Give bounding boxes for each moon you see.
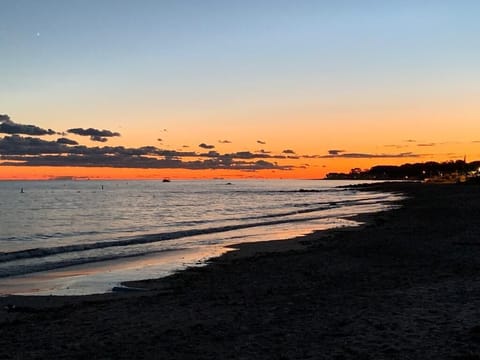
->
[36,32,40,37]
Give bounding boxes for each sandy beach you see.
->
[1,182,480,359]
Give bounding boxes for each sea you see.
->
[0,179,403,296]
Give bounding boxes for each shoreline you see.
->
[0,205,375,305]
[0,182,397,299]
[0,182,396,297]
[2,182,480,358]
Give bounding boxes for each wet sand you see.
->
[2,182,480,359]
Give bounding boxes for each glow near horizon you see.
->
[1,1,480,179]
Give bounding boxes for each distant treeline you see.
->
[325,160,480,180]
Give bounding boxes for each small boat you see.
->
[162,178,171,183]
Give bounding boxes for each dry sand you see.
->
[1,182,480,359]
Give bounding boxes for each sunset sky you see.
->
[1,1,480,179]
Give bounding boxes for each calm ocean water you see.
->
[0,179,402,295]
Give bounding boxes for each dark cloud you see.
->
[320,151,421,159]
[0,114,56,136]
[0,118,297,172]
[230,151,261,159]
[0,135,185,158]
[225,151,286,160]
[327,149,345,155]
[1,153,182,169]
[0,117,297,171]
[90,135,108,142]
[56,137,79,145]
[417,143,436,147]
[404,139,416,143]
[282,149,296,154]
[67,128,121,138]
[218,140,231,144]
[229,151,296,160]
[257,140,266,145]
[253,160,279,169]
[199,143,215,149]
[1,152,290,171]
[0,135,69,155]
[200,150,221,157]
[0,135,294,171]
[384,144,407,149]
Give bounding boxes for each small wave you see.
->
[0,192,399,264]
[170,198,367,225]
[0,248,183,278]
[0,210,367,263]
[229,188,342,195]
[240,204,334,221]
[36,230,102,240]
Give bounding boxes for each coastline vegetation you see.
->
[325,160,480,183]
